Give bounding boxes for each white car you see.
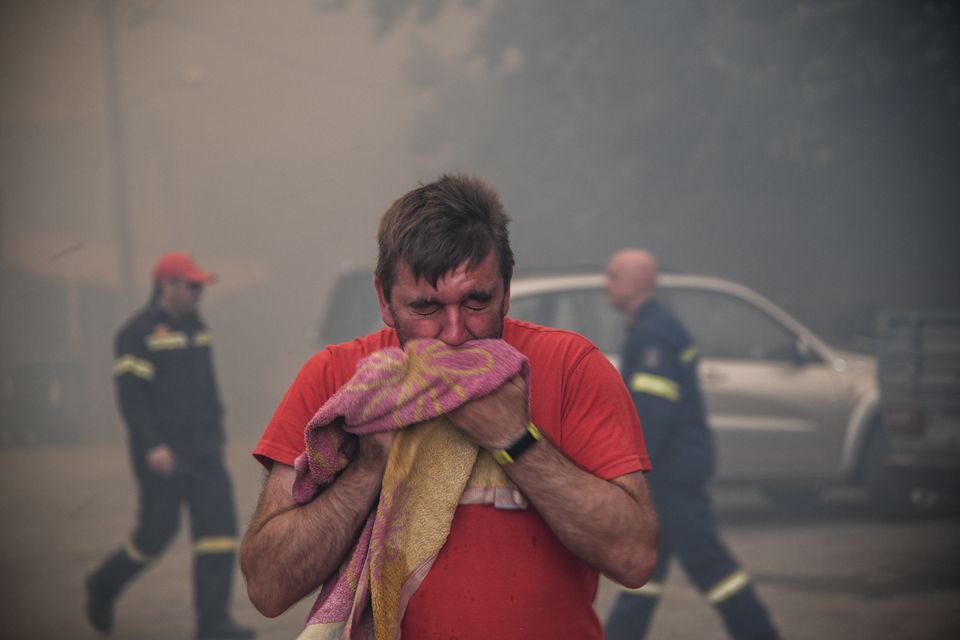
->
[508,273,880,504]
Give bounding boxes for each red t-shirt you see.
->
[255,318,650,639]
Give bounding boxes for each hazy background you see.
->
[2,0,958,444]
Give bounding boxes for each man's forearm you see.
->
[502,437,658,588]
[240,455,387,617]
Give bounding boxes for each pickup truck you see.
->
[870,309,960,515]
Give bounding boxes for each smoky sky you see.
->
[2,0,957,440]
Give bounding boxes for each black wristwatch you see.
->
[493,422,542,465]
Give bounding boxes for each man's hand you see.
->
[146,444,176,476]
[448,375,530,451]
[450,374,658,589]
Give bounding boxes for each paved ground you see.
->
[2,438,958,639]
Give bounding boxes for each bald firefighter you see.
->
[604,249,779,640]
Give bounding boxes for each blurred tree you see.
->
[340,0,960,342]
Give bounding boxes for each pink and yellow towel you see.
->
[292,338,530,640]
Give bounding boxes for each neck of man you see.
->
[156,297,184,322]
[629,290,654,317]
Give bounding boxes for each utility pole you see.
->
[101,0,136,303]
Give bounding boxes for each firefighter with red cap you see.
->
[85,252,255,639]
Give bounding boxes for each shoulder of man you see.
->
[312,326,399,374]
[503,318,617,387]
[115,306,156,343]
[647,300,695,338]
[630,301,697,367]
[277,327,399,422]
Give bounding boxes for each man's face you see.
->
[376,252,509,346]
[160,279,204,318]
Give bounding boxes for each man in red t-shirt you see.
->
[240,174,658,639]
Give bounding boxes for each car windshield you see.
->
[508,280,809,364]
[658,288,804,362]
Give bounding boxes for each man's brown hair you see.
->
[375,173,514,302]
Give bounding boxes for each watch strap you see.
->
[493,422,542,465]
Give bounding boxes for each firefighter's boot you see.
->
[194,551,255,639]
[85,548,146,634]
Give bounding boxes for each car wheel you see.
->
[861,428,926,518]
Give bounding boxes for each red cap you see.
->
[152,252,216,284]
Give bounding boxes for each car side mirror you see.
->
[793,339,817,365]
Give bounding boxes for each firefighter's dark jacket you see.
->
[622,298,714,485]
[113,304,224,455]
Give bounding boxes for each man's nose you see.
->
[439,308,469,346]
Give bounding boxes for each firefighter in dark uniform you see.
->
[85,252,255,639]
[604,249,779,640]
